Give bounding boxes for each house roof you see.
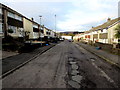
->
[90,17,120,32]
[1,3,49,28]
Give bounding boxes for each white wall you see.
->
[61,36,72,40]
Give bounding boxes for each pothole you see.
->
[67,57,83,89]
[69,61,77,65]
[68,80,81,88]
[90,58,95,62]
[71,64,79,70]
[68,57,74,61]
[72,75,83,83]
[71,70,79,76]
[81,78,97,88]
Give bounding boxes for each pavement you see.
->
[76,42,120,68]
[2,51,19,59]
[2,43,57,76]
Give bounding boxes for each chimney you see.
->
[107,18,111,21]
[31,18,34,21]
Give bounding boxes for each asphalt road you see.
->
[2,40,120,88]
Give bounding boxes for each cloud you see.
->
[1,0,119,32]
[57,0,119,31]
[1,0,73,3]
[1,2,71,30]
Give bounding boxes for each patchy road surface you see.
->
[2,40,120,88]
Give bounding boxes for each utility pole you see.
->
[3,10,8,39]
[39,15,42,46]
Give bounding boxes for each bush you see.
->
[8,29,14,33]
[2,43,19,51]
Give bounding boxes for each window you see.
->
[0,22,2,33]
[0,8,2,14]
[41,30,44,33]
[40,27,44,33]
[8,12,15,18]
[46,32,49,34]
[15,15,22,21]
[8,25,16,33]
[33,28,39,32]
[46,31,50,35]
[33,24,38,28]
[103,29,107,33]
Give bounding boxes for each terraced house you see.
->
[1,4,24,40]
[43,27,56,42]
[73,17,120,47]
[1,3,57,43]
[23,18,40,40]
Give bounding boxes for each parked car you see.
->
[68,39,73,42]
[60,38,64,41]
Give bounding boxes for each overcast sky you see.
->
[1,0,119,32]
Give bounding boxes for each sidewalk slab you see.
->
[76,42,120,67]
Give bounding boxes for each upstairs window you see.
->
[103,29,107,33]
[41,30,44,33]
[15,15,22,21]
[46,31,51,35]
[40,27,44,33]
[8,12,15,19]
[33,24,38,28]
[46,32,49,34]
[33,28,39,32]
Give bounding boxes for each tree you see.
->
[68,33,75,37]
[114,24,120,39]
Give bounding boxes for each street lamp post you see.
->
[39,15,42,46]
[55,14,57,42]
[55,14,56,37]
[55,14,56,32]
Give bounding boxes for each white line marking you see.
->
[91,61,118,88]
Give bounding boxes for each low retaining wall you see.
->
[93,42,120,55]
[94,42,113,52]
[78,41,120,55]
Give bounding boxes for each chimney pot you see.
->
[31,18,34,21]
[107,18,111,21]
